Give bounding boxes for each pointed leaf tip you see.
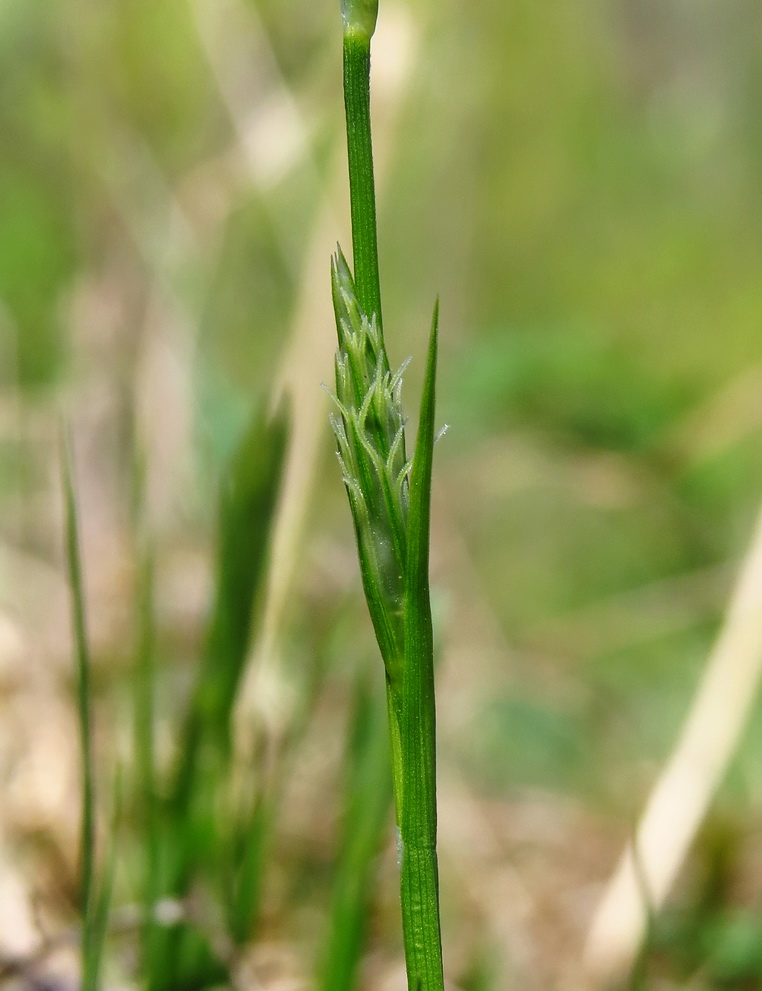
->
[405,300,439,594]
[335,244,353,283]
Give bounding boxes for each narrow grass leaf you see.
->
[173,404,289,817]
[82,772,122,991]
[147,406,288,991]
[134,547,161,974]
[227,787,272,946]
[318,677,392,991]
[61,424,96,964]
[400,304,445,991]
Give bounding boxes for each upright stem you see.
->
[343,31,383,332]
[343,18,398,825]
[339,9,445,989]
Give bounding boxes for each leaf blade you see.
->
[399,303,445,991]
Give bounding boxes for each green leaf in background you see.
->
[62,427,117,991]
[61,426,96,969]
[144,405,288,991]
[318,676,392,991]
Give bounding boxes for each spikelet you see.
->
[329,248,411,678]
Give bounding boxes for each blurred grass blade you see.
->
[229,629,327,945]
[172,405,288,818]
[227,784,272,946]
[61,424,96,965]
[146,405,288,991]
[134,546,160,972]
[82,860,114,991]
[400,304,445,991]
[318,677,392,991]
[82,772,122,991]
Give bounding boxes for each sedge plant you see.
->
[328,0,445,986]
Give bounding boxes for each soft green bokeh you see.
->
[4,0,762,984]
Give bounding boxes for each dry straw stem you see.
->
[584,503,762,983]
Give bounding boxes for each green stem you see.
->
[343,31,383,331]
[339,7,444,988]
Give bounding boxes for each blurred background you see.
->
[3,0,762,987]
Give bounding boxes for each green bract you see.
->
[340,0,378,40]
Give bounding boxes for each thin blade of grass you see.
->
[399,304,445,991]
[227,785,272,946]
[170,402,288,877]
[134,546,161,974]
[82,772,122,991]
[318,676,392,991]
[172,405,288,820]
[61,424,96,964]
[146,406,288,991]
[228,623,326,944]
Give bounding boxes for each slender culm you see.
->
[341,1,383,328]
[329,1,445,986]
